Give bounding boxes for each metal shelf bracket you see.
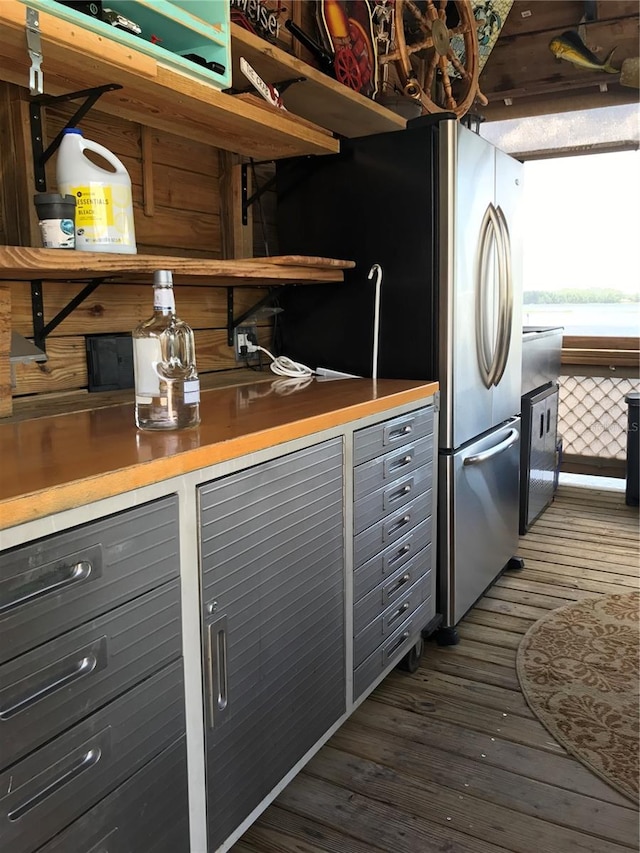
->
[30,83,123,193]
[32,277,106,353]
[241,162,277,226]
[227,286,279,347]
[27,82,122,352]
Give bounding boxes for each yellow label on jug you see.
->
[65,183,136,252]
[73,185,114,228]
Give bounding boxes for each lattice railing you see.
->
[558,375,639,461]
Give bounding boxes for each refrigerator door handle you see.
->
[491,205,514,387]
[463,427,519,466]
[475,204,498,389]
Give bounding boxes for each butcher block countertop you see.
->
[0,378,438,532]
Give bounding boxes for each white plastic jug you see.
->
[56,127,137,254]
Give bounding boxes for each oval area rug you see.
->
[516,590,639,803]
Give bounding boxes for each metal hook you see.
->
[368,264,383,380]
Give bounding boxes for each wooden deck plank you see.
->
[351,701,632,805]
[485,584,579,610]
[473,595,551,621]
[379,667,534,715]
[327,726,639,846]
[516,538,640,568]
[409,649,523,691]
[243,807,391,853]
[515,558,639,588]
[370,682,561,751]
[515,547,640,576]
[421,635,518,667]
[456,621,524,649]
[277,773,513,853]
[521,526,640,553]
[504,569,635,596]
[494,575,601,600]
[304,748,633,853]
[527,526,640,548]
[464,608,535,634]
[231,484,639,853]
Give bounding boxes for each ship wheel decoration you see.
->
[382,0,488,118]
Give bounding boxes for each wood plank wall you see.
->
[0,82,271,411]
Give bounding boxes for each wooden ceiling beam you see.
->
[479,1,639,121]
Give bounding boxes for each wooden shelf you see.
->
[0,246,355,284]
[230,24,406,139]
[0,0,339,159]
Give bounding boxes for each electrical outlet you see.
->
[234,324,259,361]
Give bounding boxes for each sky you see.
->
[481,103,640,297]
[521,149,640,295]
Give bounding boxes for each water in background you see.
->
[522,303,640,336]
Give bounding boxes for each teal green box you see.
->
[22,0,231,89]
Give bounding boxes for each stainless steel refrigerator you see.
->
[275,115,523,636]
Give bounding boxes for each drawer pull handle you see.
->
[388,424,413,439]
[388,601,411,627]
[385,630,411,660]
[387,484,412,503]
[8,746,102,821]
[391,454,413,471]
[0,651,99,721]
[387,514,411,536]
[1,560,93,615]
[388,543,412,567]
[386,573,412,599]
[205,614,229,727]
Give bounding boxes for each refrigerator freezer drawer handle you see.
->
[463,428,519,466]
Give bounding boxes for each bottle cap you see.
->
[62,127,83,135]
[153,269,174,287]
[33,193,76,206]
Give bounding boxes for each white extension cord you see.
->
[250,343,314,379]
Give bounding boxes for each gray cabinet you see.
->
[520,383,559,533]
[198,439,345,852]
[352,406,437,700]
[0,496,189,853]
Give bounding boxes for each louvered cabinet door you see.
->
[198,438,345,852]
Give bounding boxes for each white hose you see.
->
[368,263,383,380]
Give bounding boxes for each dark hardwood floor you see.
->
[233,484,640,853]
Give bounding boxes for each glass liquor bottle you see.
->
[133,269,200,430]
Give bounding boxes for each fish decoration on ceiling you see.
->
[549,30,618,74]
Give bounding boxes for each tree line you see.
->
[524,289,640,304]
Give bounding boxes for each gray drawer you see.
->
[0,660,184,853]
[354,487,433,569]
[354,435,434,500]
[37,738,189,853]
[354,551,432,633]
[353,406,434,465]
[354,573,432,667]
[0,495,179,666]
[354,463,432,535]
[354,522,431,602]
[353,599,434,701]
[0,580,181,770]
